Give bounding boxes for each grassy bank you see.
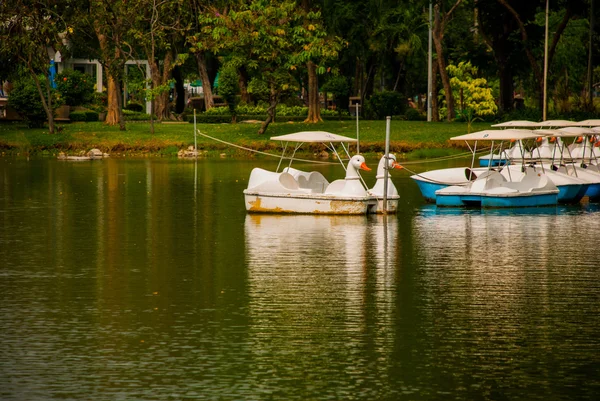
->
[0,119,493,159]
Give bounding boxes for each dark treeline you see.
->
[1,0,598,134]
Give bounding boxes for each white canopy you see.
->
[535,120,577,127]
[270,131,357,143]
[451,129,544,141]
[491,120,539,128]
[577,120,600,127]
[557,127,597,136]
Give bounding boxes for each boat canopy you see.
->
[270,131,357,143]
[535,120,577,127]
[451,129,544,141]
[577,120,600,127]
[556,127,597,136]
[491,120,539,128]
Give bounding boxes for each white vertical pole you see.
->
[194,109,197,156]
[356,102,360,154]
[383,116,391,214]
[427,0,433,122]
[543,0,549,121]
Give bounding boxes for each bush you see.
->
[69,111,87,122]
[405,108,426,121]
[363,91,407,120]
[8,74,60,128]
[125,102,144,112]
[55,70,94,106]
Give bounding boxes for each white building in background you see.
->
[50,48,152,114]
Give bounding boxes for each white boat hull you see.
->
[244,191,378,215]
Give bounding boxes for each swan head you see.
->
[348,155,371,172]
[378,154,402,171]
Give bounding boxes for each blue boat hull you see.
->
[437,192,558,208]
[480,193,558,208]
[585,183,600,202]
[557,184,589,204]
[479,158,507,167]
[413,179,449,203]
[436,194,481,207]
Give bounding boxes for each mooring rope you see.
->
[195,130,340,165]
[195,129,491,167]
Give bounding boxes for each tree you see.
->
[447,61,497,131]
[217,63,240,123]
[195,0,342,135]
[0,0,68,134]
[433,0,464,121]
[68,0,135,129]
[128,0,189,122]
[497,0,587,109]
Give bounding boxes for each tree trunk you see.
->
[258,86,279,135]
[433,4,455,121]
[28,67,55,134]
[305,61,322,123]
[173,65,185,114]
[498,60,514,113]
[238,66,251,104]
[106,75,121,126]
[431,58,440,122]
[149,50,173,121]
[195,52,213,110]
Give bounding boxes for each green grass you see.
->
[0,119,493,158]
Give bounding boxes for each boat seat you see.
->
[465,168,478,181]
[279,172,300,190]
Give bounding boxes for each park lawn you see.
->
[0,119,493,159]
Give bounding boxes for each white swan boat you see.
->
[243,131,378,214]
[368,154,402,213]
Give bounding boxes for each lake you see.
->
[1,156,599,400]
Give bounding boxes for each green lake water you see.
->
[1,157,599,400]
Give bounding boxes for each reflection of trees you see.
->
[410,207,600,395]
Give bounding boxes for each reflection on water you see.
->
[412,205,600,398]
[1,157,599,400]
[243,214,399,397]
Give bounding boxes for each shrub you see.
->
[69,111,87,122]
[8,74,60,128]
[125,102,144,112]
[321,75,350,115]
[55,70,94,106]
[363,91,407,120]
[216,64,239,122]
[405,108,426,121]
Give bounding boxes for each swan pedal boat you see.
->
[244,131,400,215]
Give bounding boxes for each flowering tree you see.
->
[445,61,497,130]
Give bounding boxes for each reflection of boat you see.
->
[244,214,398,360]
[243,131,378,215]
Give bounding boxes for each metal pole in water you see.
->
[356,103,360,154]
[383,116,391,214]
[194,109,198,157]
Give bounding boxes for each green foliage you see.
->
[55,70,95,106]
[217,64,239,121]
[405,108,425,121]
[70,110,99,122]
[125,103,144,112]
[8,74,59,128]
[363,91,406,120]
[321,75,350,116]
[447,62,497,118]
